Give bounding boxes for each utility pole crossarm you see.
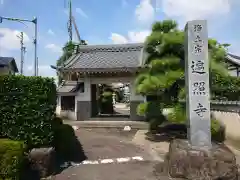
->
[0,16,38,76]
[0,16,36,23]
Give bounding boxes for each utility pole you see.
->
[17,32,25,75]
[22,47,26,74]
[67,0,73,42]
[36,57,39,76]
[33,17,38,76]
[0,16,38,76]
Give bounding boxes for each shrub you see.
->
[167,104,186,124]
[52,116,64,126]
[137,101,168,131]
[0,75,57,148]
[149,118,166,132]
[167,104,225,142]
[0,139,26,180]
[99,91,114,114]
[179,74,240,101]
[211,73,240,101]
[211,118,226,142]
[136,102,148,116]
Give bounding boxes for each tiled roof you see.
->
[57,81,82,93]
[226,53,240,66]
[0,57,19,72]
[58,43,240,73]
[61,43,145,72]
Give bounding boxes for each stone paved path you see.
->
[53,128,169,180]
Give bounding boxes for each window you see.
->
[61,96,75,111]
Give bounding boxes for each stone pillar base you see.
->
[77,101,91,121]
[130,101,145,121]
[168,139,238,179]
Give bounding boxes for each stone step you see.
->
[64,120,149,129]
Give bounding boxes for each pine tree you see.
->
[135,20,231,131]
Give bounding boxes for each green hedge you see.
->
[178,73,240,101]
[0,75,57,148]
[211,73,240,100]
[0,139,26,180]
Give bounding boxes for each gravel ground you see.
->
[52,128,171,180]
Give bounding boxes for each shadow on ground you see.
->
[53,133,87,175]
[146,124,187,142]
[20,125,87,180]
[146,123,225,143]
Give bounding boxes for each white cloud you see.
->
[45,44,62,53]
[47,29,55,36]
[0,28,30,50]
[135,0,154,24]
[76,8,88,18]
[128,30,151,42]
[162,0,231,21]
[110,33,128,44]
[26,65,57,83]
[110,30,151,44]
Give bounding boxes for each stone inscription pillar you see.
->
[185,20,211,148]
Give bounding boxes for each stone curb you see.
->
[65,121,149,129]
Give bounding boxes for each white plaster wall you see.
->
[229,69,237,77]
[60,111,77,120]
[56,95,77,120]
[129,78,145,101]
[56,96,61,116]
[72,77,91,120]
[229,69,239,77]
[81,76,145,101]
[75,77,91,102]
[56,76,145,120]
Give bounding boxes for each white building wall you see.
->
[56,96,61,116]
[57,75,146,120]
[229,69,238,77]
[129,78,145,101]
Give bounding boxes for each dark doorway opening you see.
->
[90,83,130,118]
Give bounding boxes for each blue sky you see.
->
[0,0,240,79]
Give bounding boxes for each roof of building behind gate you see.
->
[57,81,83,93]
[60,43,146,73]
[226,53,240,66]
